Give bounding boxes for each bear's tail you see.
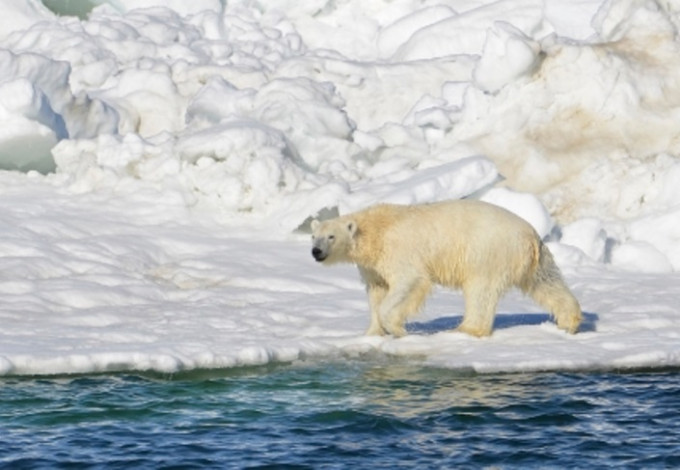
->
[527,242,583,334]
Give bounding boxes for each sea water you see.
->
[1,359,678,469]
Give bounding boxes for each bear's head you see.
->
[310,217,357,264]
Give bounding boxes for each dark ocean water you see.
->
[1,359,678,469]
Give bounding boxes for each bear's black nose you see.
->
[312,247,325,261]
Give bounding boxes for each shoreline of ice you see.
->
[0,171,678,377]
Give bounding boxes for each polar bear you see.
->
[310,200,582,337]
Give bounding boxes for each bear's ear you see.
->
[310,219,320,231]
[347,220,358,237]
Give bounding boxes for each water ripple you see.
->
[0,362,679,468]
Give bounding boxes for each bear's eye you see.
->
[328,235,335,241]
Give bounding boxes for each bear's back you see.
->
[358,200,534,235]
[353,200,539,272]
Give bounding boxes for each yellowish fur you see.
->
[311,200,582,337]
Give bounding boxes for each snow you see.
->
[0,0,679,376]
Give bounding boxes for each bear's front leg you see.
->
[378,277,431,337]
[365,283,387,336]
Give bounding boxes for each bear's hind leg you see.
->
[529,281,582,334]
[456,281,502,337]
[527,243,582,334]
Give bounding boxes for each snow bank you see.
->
[0,0,53,40]
[0,0,678,375]
[5,0,675,235]
[0,42,118,172]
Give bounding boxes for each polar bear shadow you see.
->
[407,312,598,335]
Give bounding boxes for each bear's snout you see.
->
[312,247,326,262]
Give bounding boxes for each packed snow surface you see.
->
[0,0,679,375]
